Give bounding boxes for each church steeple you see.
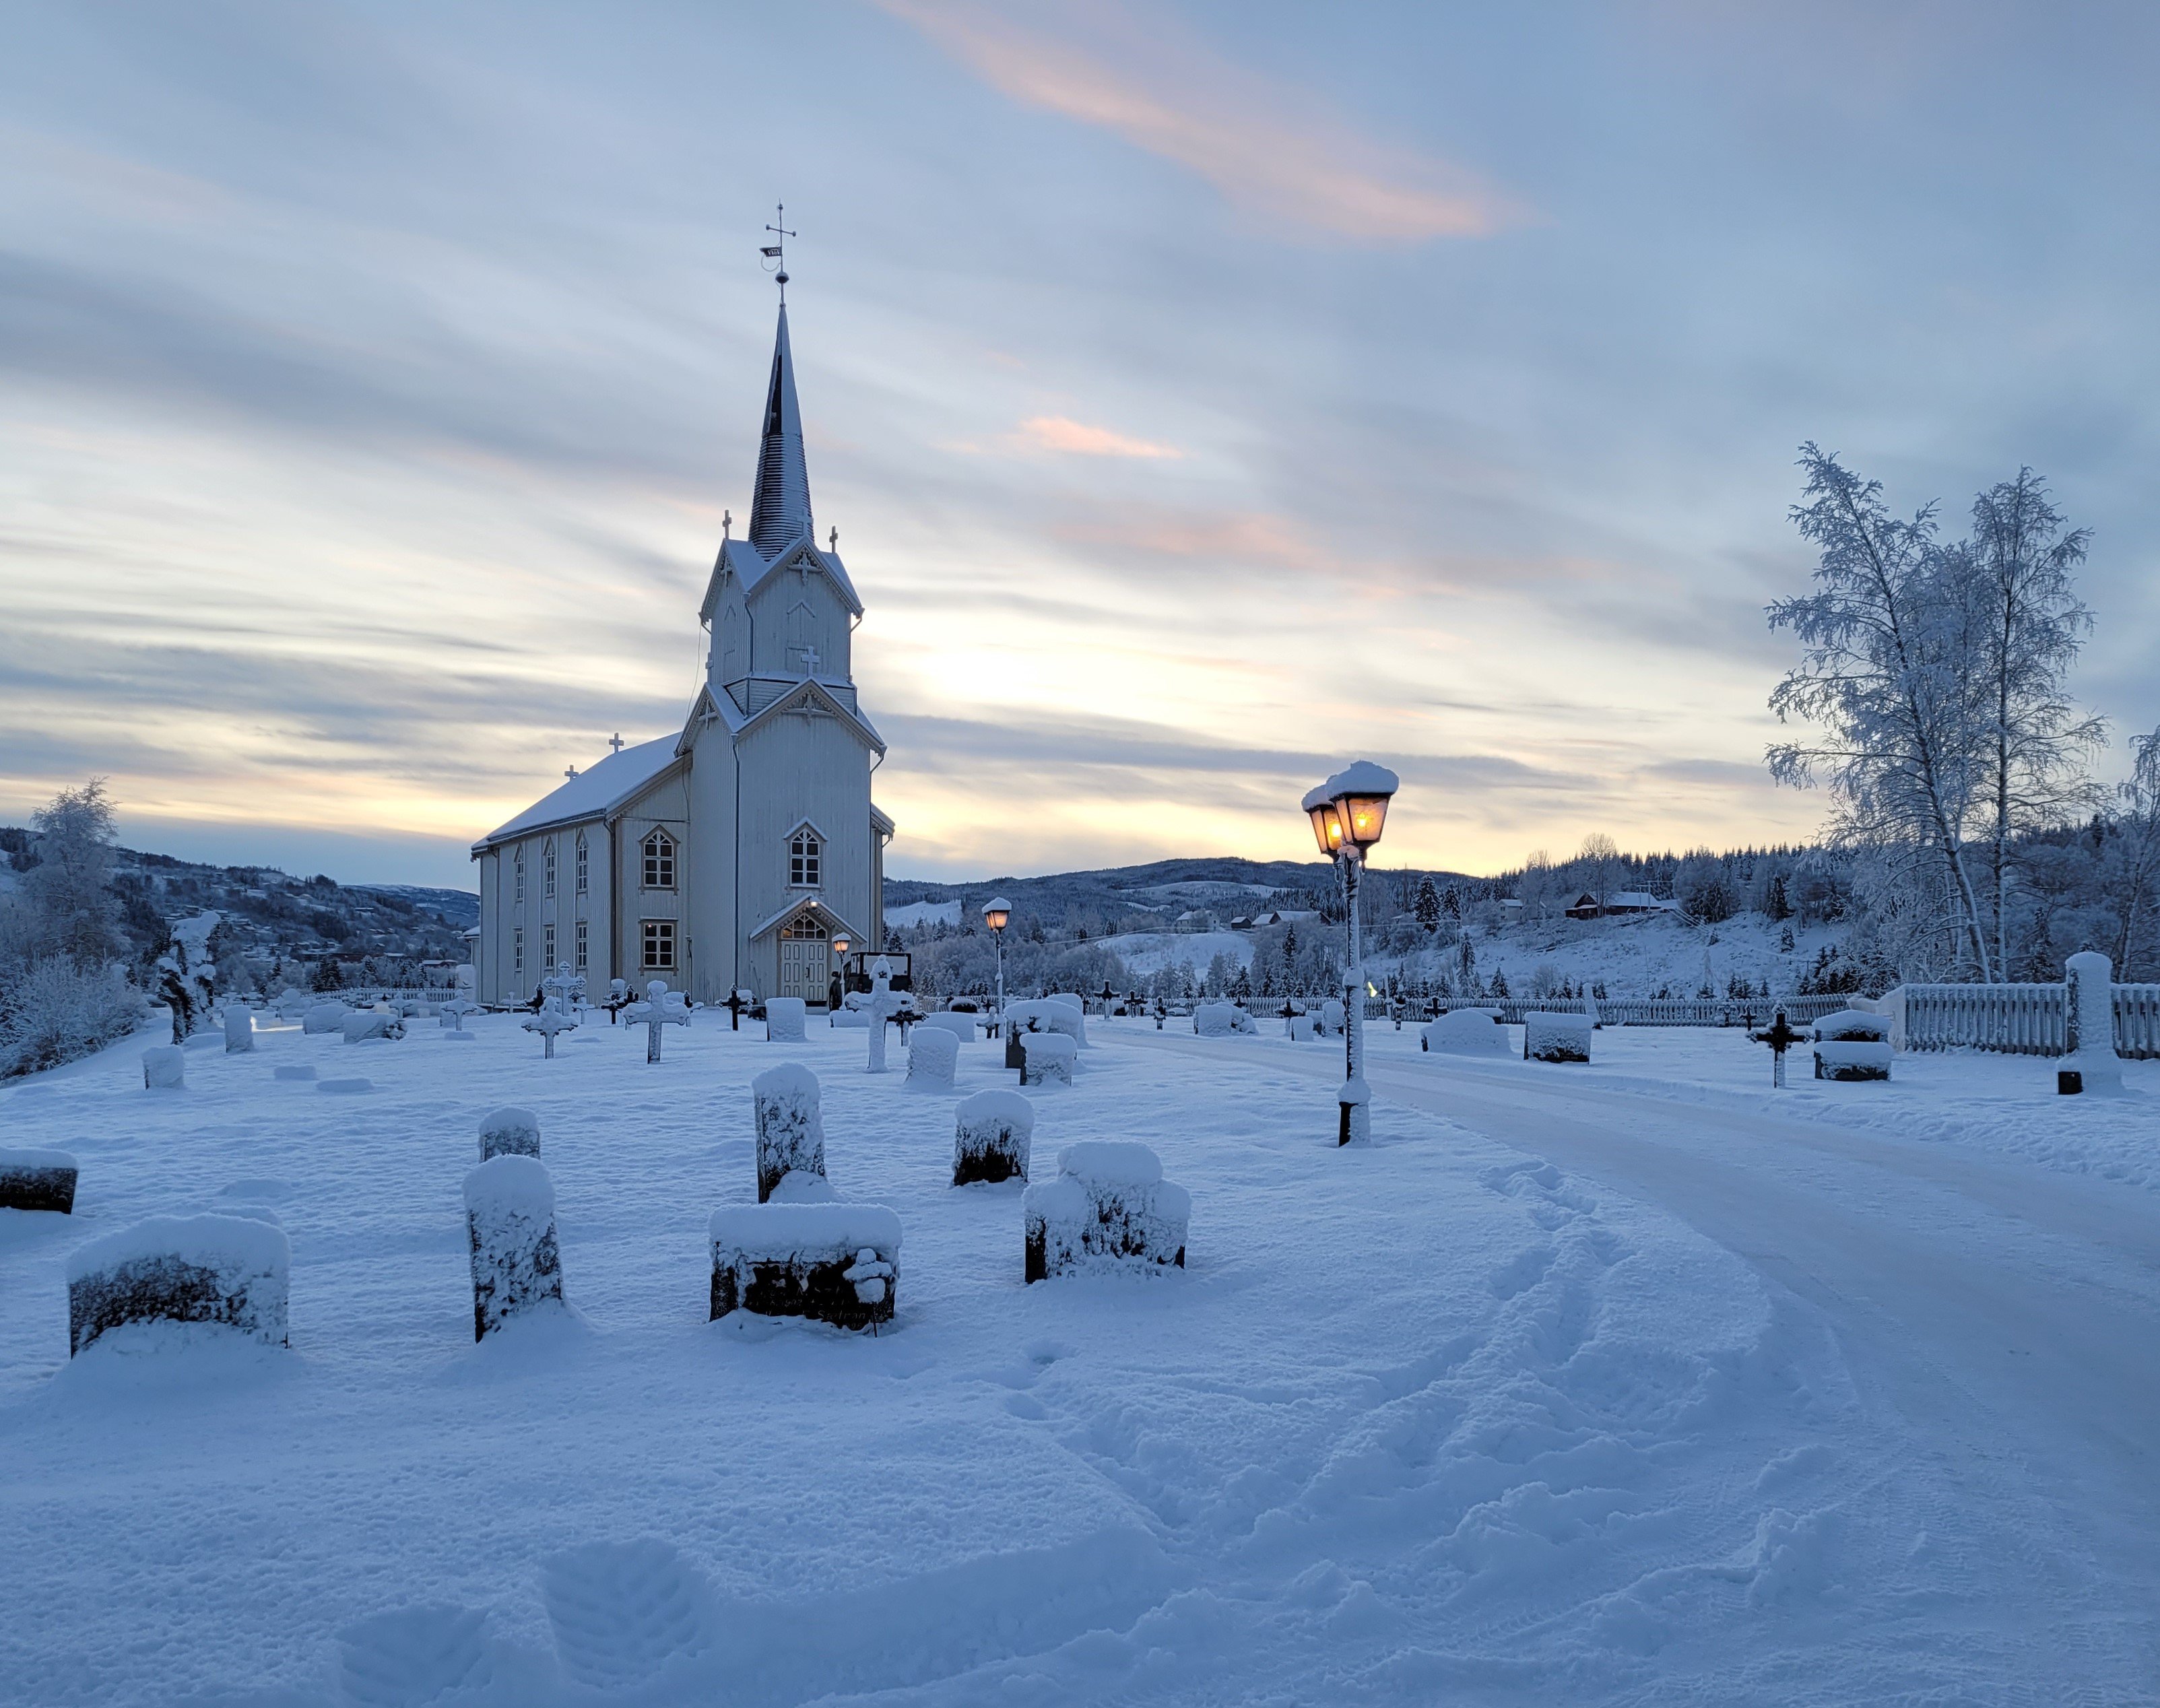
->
[746,302,813,558]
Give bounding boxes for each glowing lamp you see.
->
[982,896,1011,933]
[1322,760,1400,855]
[1301,785,1346,857]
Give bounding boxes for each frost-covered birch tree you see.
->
[1960,469,2105,973]
[1767,445,1994,979]
[2112,725,2160,973]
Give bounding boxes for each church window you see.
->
[543,924,555,971]
[545,840,558,899]
[513,928,524,979]
[642,919,676,971]
[575,832,589,896]
[513,847,525,905]
[643,831,676,890]
[575,919,589,971]
[789,828,822,889]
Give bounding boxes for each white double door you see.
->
[779,935,827,1004]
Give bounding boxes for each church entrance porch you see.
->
[778,915,830,1006]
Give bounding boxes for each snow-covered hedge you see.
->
[709,1203,901,1330]
[1524,1012,1593,1063]
[766,997,807,1043]
[952,1088,1032,1186]
[463,1155,564,1340]
[66,1213,290,1355]
[753,1063,826,1202]
[478,1106,542,1161]
[0,1147,77,1214]
[906,1026,958,1091]
[1192,1002,1255,1037]
[1020,1032,1076,1088]
[1813,1041,1892,1082]
[1023,1142,1189,1282]
[1422,1008,1509,1056]
[0,958,146,1080]
[141,1045,185,1089]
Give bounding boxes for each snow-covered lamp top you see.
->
[1301,783,1346,856]
[982,896,1011,932]
[1308,760,1400,856]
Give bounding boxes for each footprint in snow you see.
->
[337,1604,490,1707]
[542,1538,713,1686]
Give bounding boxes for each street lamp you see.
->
[982,896,1011,1034]
[1303,760,1399,1145]
[828,934,850,1013]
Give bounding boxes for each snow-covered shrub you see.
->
[463,1155,564,1340]
[478,1106,541,1161]
[709,1204,902,1331]
[141,1045,185,1088]
[1813,1041,1892,1082]
[1192,1002,1254,1037]
[1524,1012,1593,1063]
[753,1063,825,1202]
[154,911,220,1044]
[302,1003,349,1035]
[223,1007,255,1053]
[1422,1009,1509,1056]
[0,1147,77,1214]
[923,1012,977,1043]
[766,997,806,1043]
[66,1213,290,1355]
[0,956,144,1079]
[1023,1142,1189,1282]
[1020,1032,1076,1087]
[952,1088,1032,1186]
[906,1026,958,1091]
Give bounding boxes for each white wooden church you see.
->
[470,295,890,1006]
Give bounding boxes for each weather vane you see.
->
[760,203,796,302]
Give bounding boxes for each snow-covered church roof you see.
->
[471,735,681,853]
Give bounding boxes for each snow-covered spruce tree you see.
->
[1767,445,1994,979]
[1959,469,2106,976]
[1414,876,1442,934]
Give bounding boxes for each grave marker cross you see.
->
[1750,1008,1807,1089]
[623,979,690,1063]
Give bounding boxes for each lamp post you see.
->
[828,934,849,1018]
[982,896,1010,1034]
[1302,761,1400,1146]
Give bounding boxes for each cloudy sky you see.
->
[4,1,2157,888]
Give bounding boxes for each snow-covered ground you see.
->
[1387,910,1842,997]
[1,1012,2154,1702]
[885,900,962,931]
[1101,927,1253,979]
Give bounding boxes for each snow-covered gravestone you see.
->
[2060,950,2124,1095]
[223,1006,255,1054]
[1042,995,1089,1047]
[753,1063,827,1202]
[1422,1008,1509,1056]
[463,1155,564,1340]
[0,1148,78,1214]
[1192,1002,1255,1037]
[1024,1142,1189,1282]
[1524,1012,1593,1063]
[1810,1011,1892,1082]
[1020,1032,1076,1088]
[952,1089,1032,1186]
[439,993,481,1037]
[521,1006,577,1059]
[906,1025,958,1091]
[142,1045,185,1090]
[1318,999,1346,1038]
[765,997,807,1044]
[863,957,903,1074]
[923,1012,977,1043]
[1286,1013,1316,1041]
[66,1213,290,1354]
[303,1002,349,1035]
[624,980,690,1063]
[478,1106,542,1161]
[341,1008,402,1044]
[709,1204,901,1332]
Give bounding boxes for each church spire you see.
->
[748,209,812,558]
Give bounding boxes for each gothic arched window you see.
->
[575,831,589,896]
[642,831,676,890]
[789,828,822,889]
[543,839,556,900]
[513,846,525,905]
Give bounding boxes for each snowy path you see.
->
[1150,1025,2160,1688]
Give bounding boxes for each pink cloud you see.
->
[874,1,1520,244]
[1018,414,1184,459]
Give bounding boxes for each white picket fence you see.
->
[1903,982,2160,1060]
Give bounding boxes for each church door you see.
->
[779,914,829,1005]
